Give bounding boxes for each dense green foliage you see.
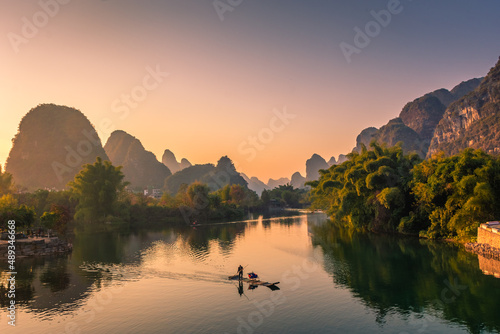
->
[69,157,129,223]
[0,194,36,231]
[156,182,259,225]
[308,143,500,241]
[0,165,13,195]
[411,149,500,240]
[261,184,310,208]
[40,205,71,236]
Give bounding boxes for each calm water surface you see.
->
[1,212,500,334]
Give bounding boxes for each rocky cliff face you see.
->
[428,58,500,157]
[161,149,191,174]
[104,130,171,190]
[5,104,109,191]
[450,78,484,100]
[351,76,483,158]
[399,95,447,143]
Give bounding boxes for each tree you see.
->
[0,164,13,195]
[69,157,128,223]
[411,149,500,240]
[184,181,211,221]
[308,142,420,231]
[0,194,36,231]
[187,182,210,208]
[40,205,71,236]
[261,189,271,206]
[229,184,246,205]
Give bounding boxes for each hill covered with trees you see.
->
[6,104,109,191]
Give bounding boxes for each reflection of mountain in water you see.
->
[0,223,247,315]
[311,223,500,334]
[0,255,96,316]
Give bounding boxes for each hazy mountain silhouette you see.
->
[5,104,109,191]
[290,172,306,188]
[104,130,171,190]
[164,156,247,195]
[162,149,192,174]
[267,177,290,189]
[306,154,329,181]
[240,173,269,195]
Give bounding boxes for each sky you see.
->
[1,0,499,182]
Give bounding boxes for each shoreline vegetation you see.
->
[308,143,500,243]
[0,157,310,243]
[1,144,499,259]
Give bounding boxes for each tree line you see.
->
[307,142,500,241]
[0,157,309,236]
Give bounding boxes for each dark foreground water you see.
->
[1,212,500,334]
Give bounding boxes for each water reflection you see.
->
[0,217,252,316]
[2,214,500,334]
[311,221,500,334]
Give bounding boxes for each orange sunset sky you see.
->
[1,0,499,181]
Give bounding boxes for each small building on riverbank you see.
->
[465,221,500,276]
[478,221,500,248]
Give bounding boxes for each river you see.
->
[1,212,500,333]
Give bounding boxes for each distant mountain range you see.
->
[164,156,247,195]
[353,77,484,158]
[241,153,345,195]
[5,57,499,192]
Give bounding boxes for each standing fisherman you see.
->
[237,265,244,280]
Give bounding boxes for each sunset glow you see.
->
[1,0,499,180]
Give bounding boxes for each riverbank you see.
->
[464,242,500,261]
[0,237,72,258]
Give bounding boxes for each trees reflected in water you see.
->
[312,222,500,333]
